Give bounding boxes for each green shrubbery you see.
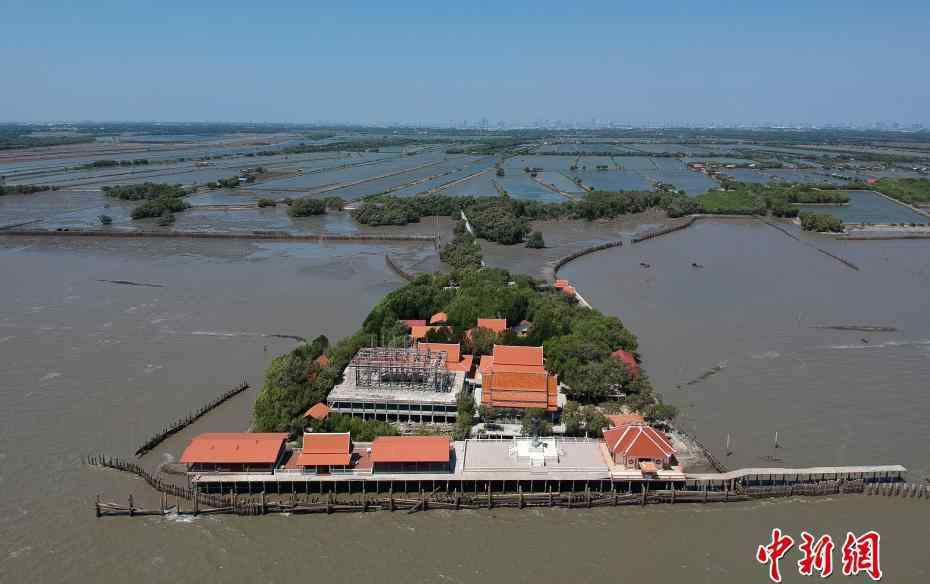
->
[439,224,484,270]
[852,178,930,204]
[800,211,845,233]
[130,196,190,220]
[351,191,697,246]
[103,182,187,201]
[287,198,327,217]
[0,184,53,196]
[525,231,545,248]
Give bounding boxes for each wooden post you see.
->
[193,491,199,516]
[641,484,646,506]
[671,483,676,504]
[129,494,134,517]
[518,485,524,509]
[260,492,266,515]
[95,494,101,518]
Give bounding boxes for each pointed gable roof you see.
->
[303,402,331,420]
[603,424,675,460]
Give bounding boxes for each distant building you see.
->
[429,312,448,325]
[466,317,508,340]
[303,402,331,421]
[179,433,287,474]
[610,349,640,379]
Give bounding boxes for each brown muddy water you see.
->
[2,223,929,583]
[561,219,930,480]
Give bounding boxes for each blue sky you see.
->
[2,0,928,125]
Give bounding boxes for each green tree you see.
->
[525,231,545,249]
[288,198,327,217]
[521,408,552,436]
[564,358,630,404]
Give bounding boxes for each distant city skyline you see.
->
[3,1,929,126]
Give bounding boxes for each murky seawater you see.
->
[562,219,930,480]
[2,217,930,582]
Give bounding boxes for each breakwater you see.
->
[384,253,417,282]
[134,381,249,457]
[551,240,623,279]
[631,216,697,243]
[1,228,438,243]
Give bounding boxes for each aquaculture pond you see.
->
[811,190,929,225]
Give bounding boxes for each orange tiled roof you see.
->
[402,319,427,329]
[603,424,675,460]
[476,318,508,333]
[410,325,443,340]
[418,342,460,363]
[448,354,473,373]
[315,354,331,368]
[303,402,331,420]
[298,432,351,466]
[493,345,544,367]
[554,279,571,289]
[482,371,558,411]
[371,436,451,463]
[429,312,448,325]
[180,433,287,465]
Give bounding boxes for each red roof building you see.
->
[478,345,558,412]
[610,349,641,379]
[410,325,444,341]
[315,354,331,368]
[476,318,507,333]
[402,319,427,329]
[417,342,474,374]
[429,312,448,325]
[482,371,559,411]
[602,424,676,471]
[370,436,452,473]
[180,433,287,473]
[303,402,331,421]
[298,432,352,472]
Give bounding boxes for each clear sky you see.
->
[2,0,928,126]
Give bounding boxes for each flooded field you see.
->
[561,219,930,481]
[813,190,929,225]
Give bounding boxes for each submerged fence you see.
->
[134,381,249,457]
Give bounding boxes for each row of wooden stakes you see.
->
[133,381,249,457]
